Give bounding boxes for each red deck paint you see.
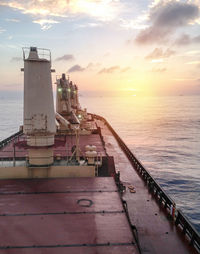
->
[0,246,136,254]
[0,177,138,254]
[0,177,117,193]
[0,134,106,158]
[0,192,123,214]
[0,213,133,246]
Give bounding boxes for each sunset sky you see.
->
[0,0,200,96]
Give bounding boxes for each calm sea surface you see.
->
[0,95,200,232]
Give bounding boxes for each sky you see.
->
[0,0,200,96]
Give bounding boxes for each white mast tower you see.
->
[23,47,56,166]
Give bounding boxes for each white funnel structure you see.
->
[23,47,56,165]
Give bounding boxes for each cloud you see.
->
[67,63,130,74]
[77,22,103,28]
[152,67,166,72]
[103,52,110,57]
[98,65,131,74]
[11,57,21,62]
[135,1,199,44]
[121,67,131,73]
[0,0,67,17]
[145,48,175,60]
[86,62,101,70]
[185,50,200,55]
[66,62,101,73]
[172,78,197,81]
[5,18,20,22]
[120,14,149,30]
[151,59,164,63]
[0,27,6,33]
[0,0,121,22]
[55,54,75,61]
[186,61,200,65]
[68,65,85,73]
[33,19,59,30]
[175,33,200,45]
[188,35,200,44]
[98,66,120,74]
[175,34,191,45]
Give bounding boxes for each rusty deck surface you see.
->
[0,177,138,254]
[0,134,106,158]
[95,119,198,254]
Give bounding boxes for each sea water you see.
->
[0,94,199,232]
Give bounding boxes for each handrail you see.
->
[175,210,200,251]
[22,47,51,62]
[0,130,23,150]
[91,113,200,253]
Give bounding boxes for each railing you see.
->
[22,47,51,62]
[0,131,23,150]
[175,210,200,250]
[91,113,200,253]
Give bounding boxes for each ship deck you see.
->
[0,177,138,254]
[95,118,198,254]
[0,133,106,159]
[0,118,199,254]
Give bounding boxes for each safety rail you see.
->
[91,113,200,253]
[175,210,200,251]
[22,47,51,62]
[0,131,23,150]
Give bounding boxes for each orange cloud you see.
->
[0,0,120,21]
[145,48,175,59]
